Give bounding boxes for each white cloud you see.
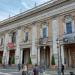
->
[0,0,53,20]
[21,1,30,9]
[21,0,51,9]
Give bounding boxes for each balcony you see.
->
[19,40,31,48]
[39,37,52,45]
[63,32,75,44]
[39,37,48,45]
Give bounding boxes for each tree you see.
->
[51,54,55,65]
[11,56,15,64]
[28,56,32,64]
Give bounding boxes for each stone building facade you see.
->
[0,0,75,68]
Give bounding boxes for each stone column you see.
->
[15,30,21,64]
[68,49,71,67]
[2,33,9,65]
[37,47,40,65]
[31,24,37,65]
[20,48,23,64]
[52,18,58,65]
[60,45,64,65]
[50,45,53,66]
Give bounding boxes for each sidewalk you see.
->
[0,66,75,75]
[0,66,18,73]
[42,68,75,75]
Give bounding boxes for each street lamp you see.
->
[57,38,61,75]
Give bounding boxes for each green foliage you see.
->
[0,56,2,64]
[11,56,15,64]
[51,55,55,65]
[28,56,32,64]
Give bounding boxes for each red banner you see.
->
[7,42,14,48]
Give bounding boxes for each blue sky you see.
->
[0,0,50,21]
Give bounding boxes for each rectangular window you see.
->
[43,27,47,38]
[66,22,72,34]
[12,32,16,43]
[25,32,28,42]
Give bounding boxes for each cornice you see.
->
[0,0,73,26]
[0,0,75,33]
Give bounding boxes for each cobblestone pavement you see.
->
[0,67,75,75]
[0,66,20,75]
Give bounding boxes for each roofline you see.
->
[0,0,71,25]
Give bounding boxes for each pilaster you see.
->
[52,18,58,65]
[2,33,9,65]
[50,45,53,66]
[31,24,37,65]
[37,47,40,65]
[60,45,64,65]
[20,48,23,64]
[15,30,21,64]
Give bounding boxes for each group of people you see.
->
[18,63,64,75]
[18,64,39,75]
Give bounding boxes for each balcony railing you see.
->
[19,39,32,47]
[39,37,52,45]
[39,37,48,45]
[63,32,75,44]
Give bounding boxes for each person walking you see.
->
[18,63,21,71]
[22,64,28,75]
[33,64,39,75]
[61,64,64,75]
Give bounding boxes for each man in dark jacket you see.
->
[61,64,64,75]
[33,64,39,75]
[18,63,21,71]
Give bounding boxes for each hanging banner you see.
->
[7,42,14,48]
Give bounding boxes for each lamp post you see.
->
[57,38,61,75]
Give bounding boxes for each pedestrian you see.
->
[22,64,28,75]
[61,64,64,75]
[33,64,39,75]
[18,63,21,71]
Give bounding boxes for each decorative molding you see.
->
[0,2,75,32]
[63,14,73,23]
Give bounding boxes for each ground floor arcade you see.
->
[1,43,75,68]
[21,46,50,67]
[64,43,75,68]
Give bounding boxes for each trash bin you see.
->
[70,72,74,75]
